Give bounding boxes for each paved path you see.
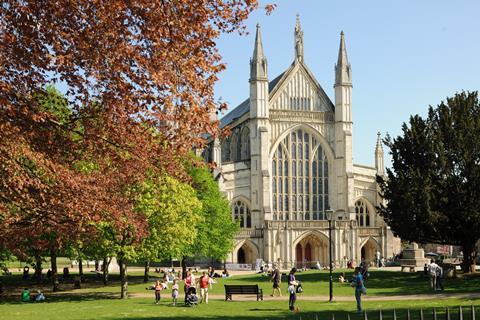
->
[129,292,480,302]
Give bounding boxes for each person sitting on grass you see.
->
[21,288,30,302]
[338,272,346,283]
[222,268,229,278]
[34,290,45,302]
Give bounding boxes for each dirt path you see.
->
[129,292,480,302]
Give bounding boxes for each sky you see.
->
[214,0,480,167]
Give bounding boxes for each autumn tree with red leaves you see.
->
[1,1,273,297]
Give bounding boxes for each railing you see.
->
[267,220,328,229]
[236,228,264,238]
[267,220,357,229]
[290,306,477,320]
[358,227,383,237]
[270,110,334,122]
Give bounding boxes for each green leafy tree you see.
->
[183,162,239,275]
[378,91,480,273]
[135,174,202,283]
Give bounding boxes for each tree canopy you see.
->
[378,91,480,272]
[187,161,238,260]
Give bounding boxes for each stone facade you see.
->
[203,18,401,269]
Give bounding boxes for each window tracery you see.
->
[272,129,329,221]
[233,200,251,228]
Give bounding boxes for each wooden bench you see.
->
[224,284,263,301]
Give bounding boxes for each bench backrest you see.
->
[225,285,259,293]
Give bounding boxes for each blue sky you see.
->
[214,0,480,167]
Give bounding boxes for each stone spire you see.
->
[375,132,385,176]
[335,31,352,86]
[294,14,304,62]
[250,23,268,81]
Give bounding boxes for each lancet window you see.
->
[233,200,251,228]
[271,129,329,221]
[355,200,371,227]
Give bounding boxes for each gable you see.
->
[269,62,334,112]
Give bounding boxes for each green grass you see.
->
[1,269,480,319]
[3,269,480,297]
[0,297,479,320]
[81,269,480,297]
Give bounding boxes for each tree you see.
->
[184,161,238,274]
[135,174,202,284]
[378,91,480,273]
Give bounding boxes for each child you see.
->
[154,280,162,304]
[171,279,179,306]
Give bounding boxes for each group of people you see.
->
[150,267,221,306]
[425,259,444,291]
[269,265,367,313]
[21,288,45,302]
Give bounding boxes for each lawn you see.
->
[1,269,480,320]
[2,269,480,297]
[0,297,479,320]
[69,269,480,297]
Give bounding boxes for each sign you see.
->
[437,245,450,255]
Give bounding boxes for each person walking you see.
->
[199,272,210,304]
[352,267,366,313]
[287,268,298,311]
[436,264,444,291]
[271,267,282,297]
[154,280,162,304]
[171,279,179,306]
[184,271,193,303]
[427,259,438,291]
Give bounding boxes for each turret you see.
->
[333,31,355,220]
[249,23,270,228]
[335,31,352,86]
[250,24,268,82]
[375,132,385,176]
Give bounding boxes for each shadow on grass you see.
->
[106,305,476,320]
[222,270,480,297]
[0,291,118,305]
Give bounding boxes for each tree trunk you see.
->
[143,261,150,283]
[50,249,59,292]
[102,257,111,286]
[461,241,478,273]
[78,257,83,281]
[33,254,42,281]
[119,256,128,299]
[181,256,187,280]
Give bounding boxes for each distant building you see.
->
[203,17,400,268]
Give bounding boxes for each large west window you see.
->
[271,129,329,221]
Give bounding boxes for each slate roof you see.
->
[220,71,285,128]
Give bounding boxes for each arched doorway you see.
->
[361,238,379,265]
[294,232,329,268]
[235,241,258,266]
[237,248,246,264]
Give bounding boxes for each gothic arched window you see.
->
[241,127,250,160]
[221,137,231,163]
[232,200,251,228]
[230,131,240,162]
[271,129,329,221]
[355,200,372,227]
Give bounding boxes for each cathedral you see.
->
[203,17,400,269]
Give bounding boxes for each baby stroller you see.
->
[185,287,198,307]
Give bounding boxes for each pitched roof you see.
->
[220,71,285,128]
